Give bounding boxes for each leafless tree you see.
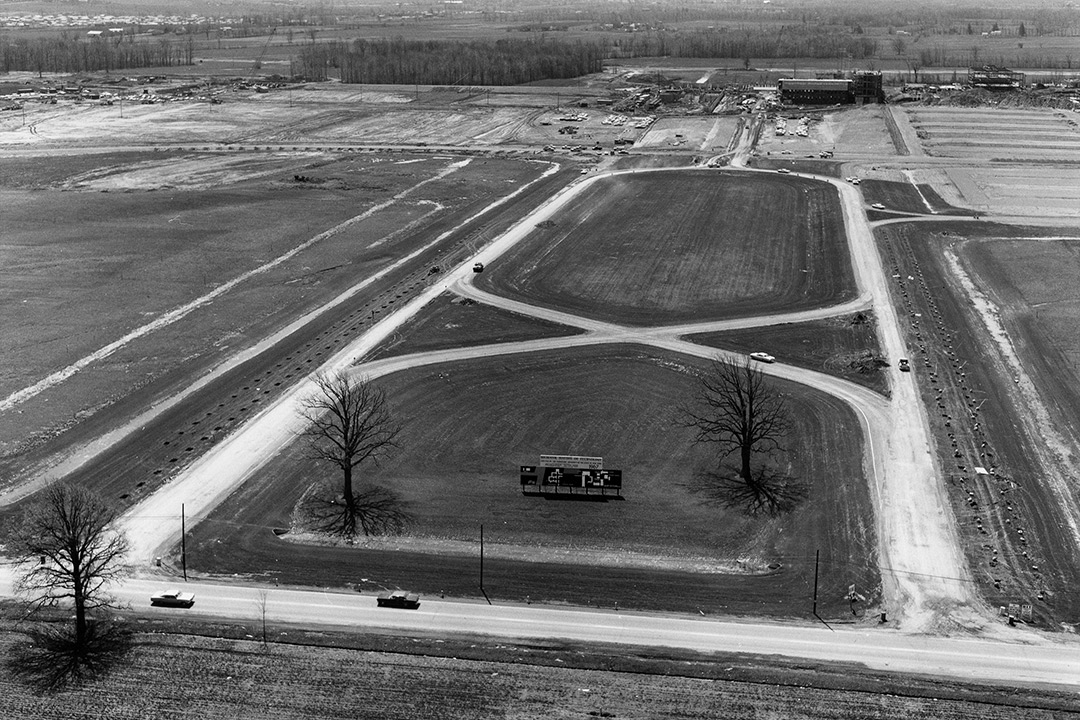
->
[6,483,129,645]
[3,483,132,687]
[682,357,801,514]
[299,371,403,538]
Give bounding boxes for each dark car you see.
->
[473,262,484,273]
[150,589,195,608]
[898,358,911,372]
[377,590,420,609]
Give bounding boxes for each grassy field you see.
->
[478,170,855,325]
[0,152,549,459]
[365,292,585,362]
[689,313,889,395]
[188,344,876,617]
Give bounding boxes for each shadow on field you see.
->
[521,491,624,502]
[6,617,133,693]
[682,466,808,516]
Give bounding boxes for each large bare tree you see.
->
[682,357,799,514]
[299,371,403,538]
[3,482,133,689]
[6,483,129,646]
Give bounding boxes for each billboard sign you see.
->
[540,454,604,470]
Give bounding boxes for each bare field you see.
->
[3,629,1073,720]
[756,105,897,160]
[0,83,617,149]
[478,170,854,325]
[188,344,876,617]
[878,221,1080,627]
[0,152,551,459]
[635,116,740,153]
[905,107,1080,162]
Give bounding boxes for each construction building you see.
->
[777,78,852,105]
[968,65,1025,89]
[852,71,884,104]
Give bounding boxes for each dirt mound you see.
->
[932,88,1080,110]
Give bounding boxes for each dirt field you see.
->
[478,170,854,324]
[892,107,1080,218]
[3,627,1076,719]
[755,105,898,160]
[635,116,741,153]
[877,220,1080,627]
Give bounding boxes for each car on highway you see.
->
[473,262,484,273]
[749,352,776,363]
[871,202,886,210]
[377,590,420,609]
[150,589,195,608]
[776,168,790,174]
[898,358,911,372]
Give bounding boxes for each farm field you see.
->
[3,628,1075,720]
[187,345,876,618]
[478,170,855,325]
[878,220,1080,626]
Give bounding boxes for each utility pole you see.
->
[479,523,484,592]
[181,503,187,581]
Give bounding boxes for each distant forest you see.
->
[293,38,604,85]
[2,0,1079,79]
[290,30,878,84]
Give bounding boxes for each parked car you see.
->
[150,589,195,608]
[750,352,776,364]
[871,203,886,210]
[898,358,911,372]
[377,590,421,609]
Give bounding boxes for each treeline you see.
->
[293,37,604,84]
[605,28,879,61]
[0,35,194,74]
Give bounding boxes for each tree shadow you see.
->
[682,465,809,516]
[6,617,133,693]
[299,482,413,539]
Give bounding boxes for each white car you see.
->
[871,202,885,210]
[776,168,790,174]
[749,352,776,363]
[150,589,195,608]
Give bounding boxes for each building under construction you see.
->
[968,65,1025,89]
[777,71,882,105]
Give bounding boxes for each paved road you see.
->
[2,566,1077,690]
